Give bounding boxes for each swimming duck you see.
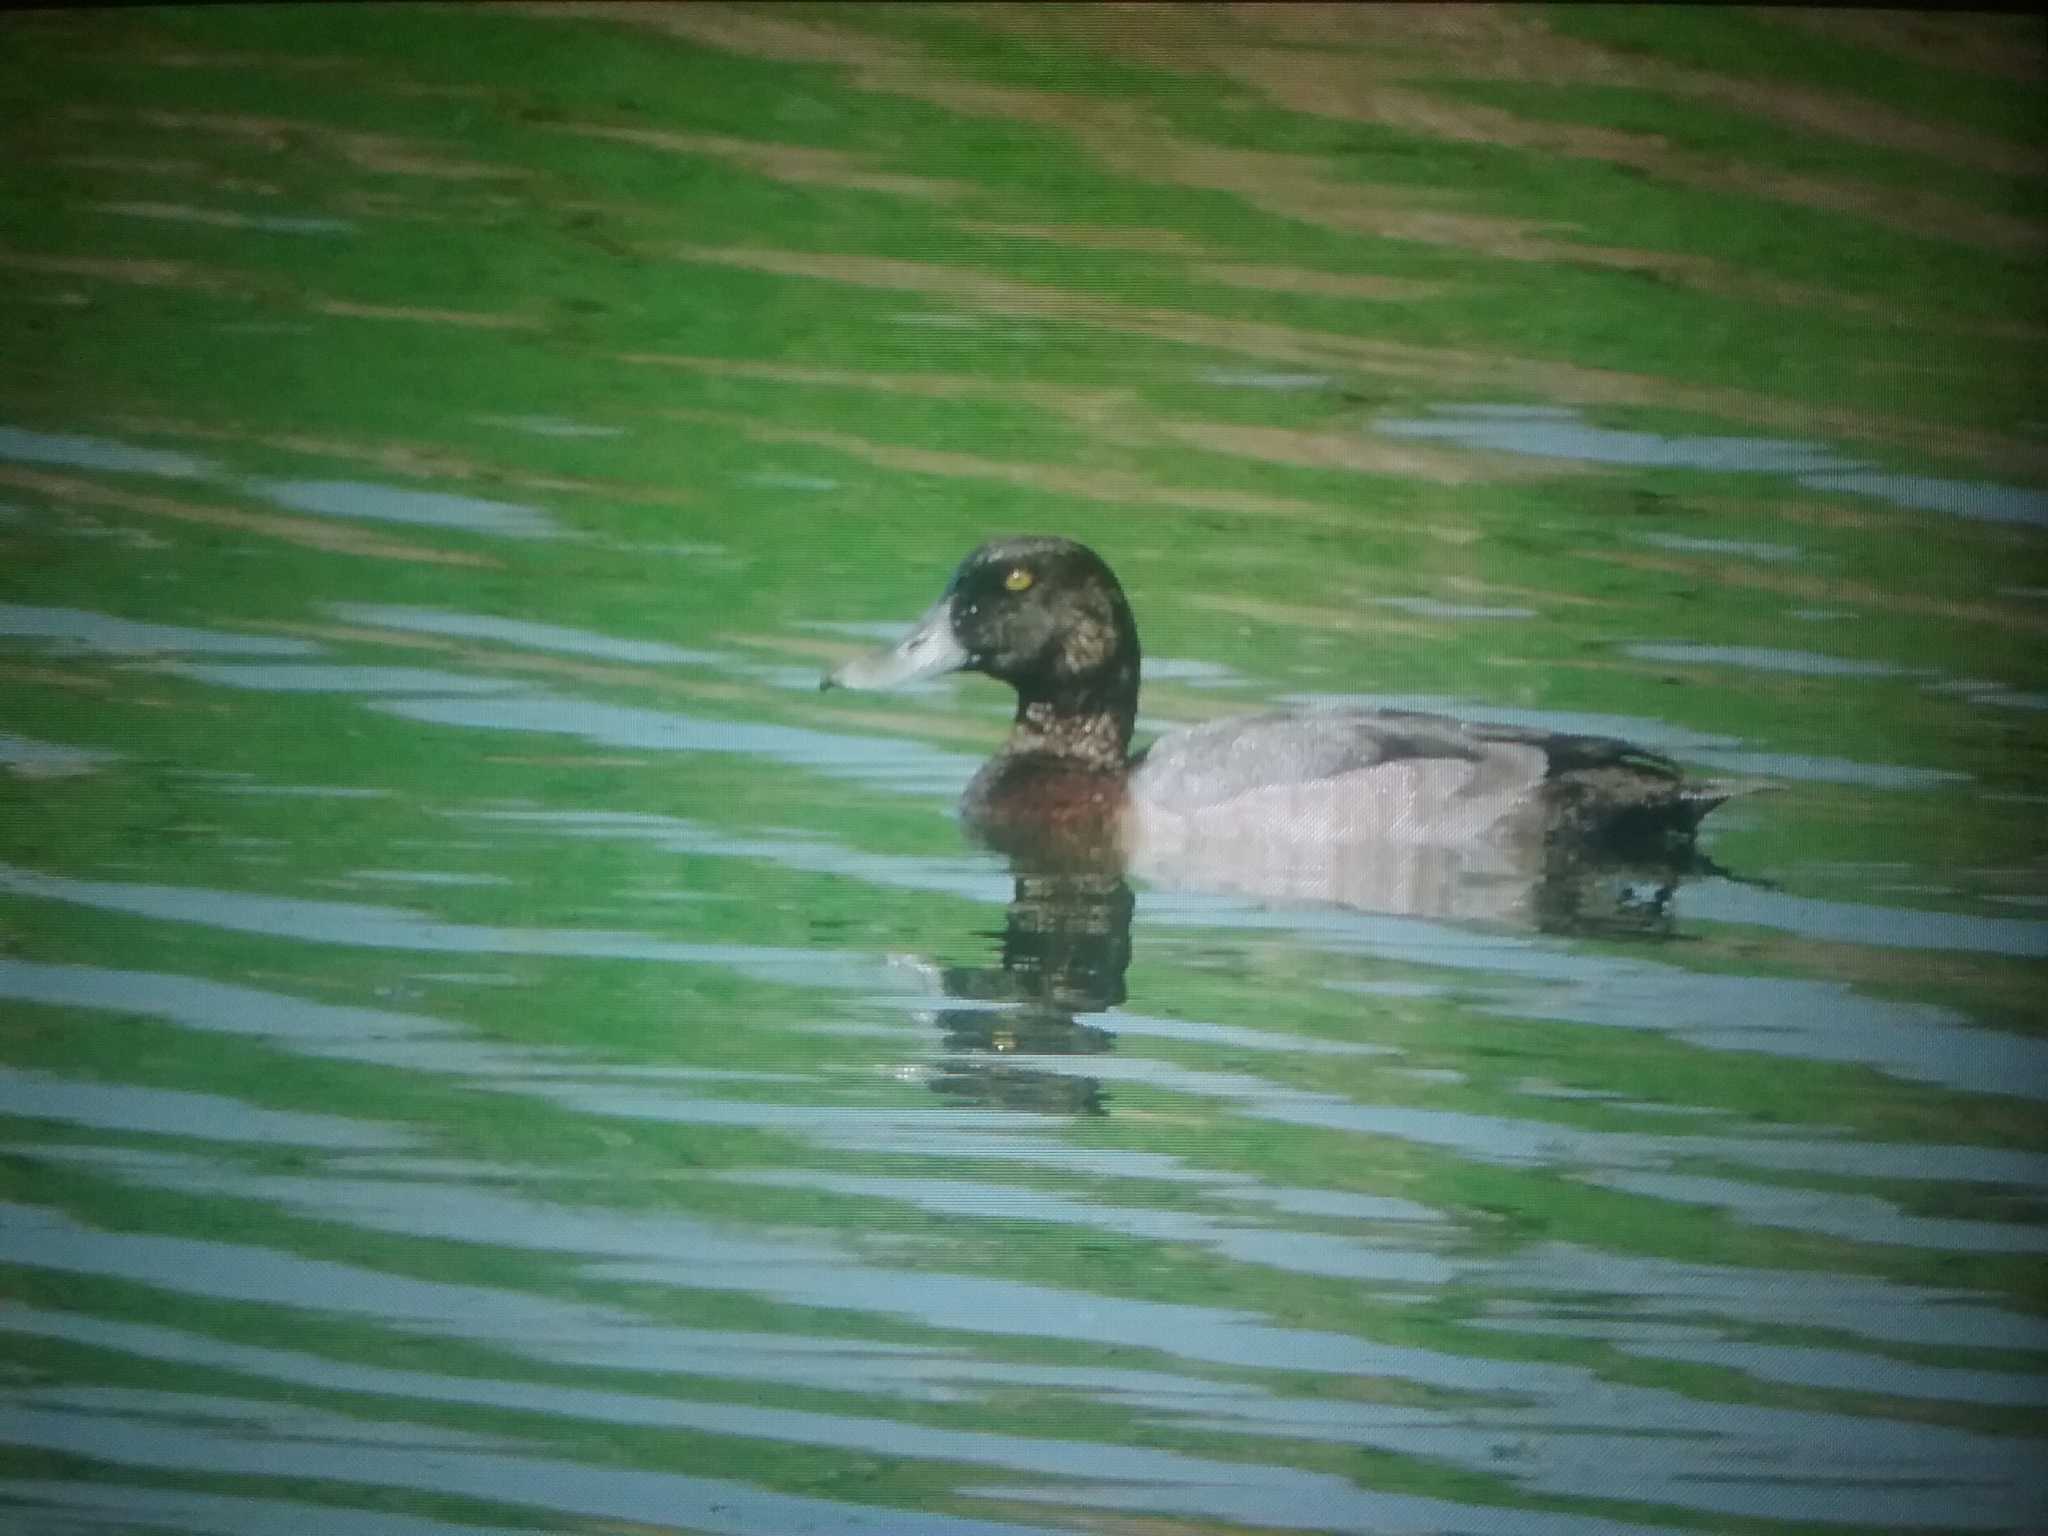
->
[821,536,1734,906]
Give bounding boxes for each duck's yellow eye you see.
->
[1003,567,1034,593]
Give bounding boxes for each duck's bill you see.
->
[820,596,967,691]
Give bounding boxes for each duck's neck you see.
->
[1006,664,1137,771]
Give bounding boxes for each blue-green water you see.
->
[3,6,2045,1533]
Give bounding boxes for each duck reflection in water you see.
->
[825,537,1750,1109]
[824,536,1744,936]
[916,865,1130,1117]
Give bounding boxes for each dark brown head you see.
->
[822,536,1142,767]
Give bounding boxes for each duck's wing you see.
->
[1444,715,1686,784]
[1125,712,1557,919]
[1129,707,1733,831]
[1438,714,1740,839]
[1130,709,1546,816]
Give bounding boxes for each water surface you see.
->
[4,6,2044,1535]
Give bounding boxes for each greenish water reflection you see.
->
[4,5,2044,1534]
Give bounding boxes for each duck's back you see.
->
[1127,708,1709,841]
[1127,710,1549,847]
[1121,708,1720,918]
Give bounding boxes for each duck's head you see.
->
[822,536,1141,763]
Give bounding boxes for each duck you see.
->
[821,536,1737,914]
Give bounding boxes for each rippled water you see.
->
[4,6,2045,1535]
